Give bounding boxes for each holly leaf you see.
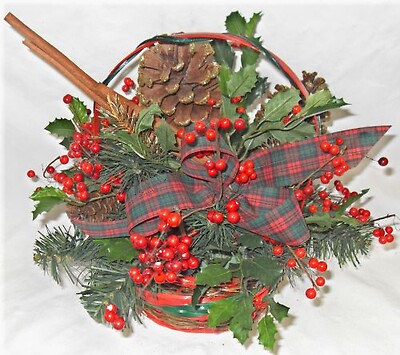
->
[94,237,138,262]
[237,233,263,249]
[195,264,232,287]
[305,212,333,229]
[69,97,89,124]
[45,118,75,138]
[245,12,262,37]
[135,104,162,134]
[208,295,240,327]
[225,11,247,35]
[241,47,259,67]
[335,189,369,215]
[155,120,178,152]
[270,121,316,143]
[241,256,283,286]
[227,65,258,98]
[220,96,240,119]
[229,296,254,344]
[60,137,73,149]
[301,90,348,118]
[257,315,278,351]
[218,65,232,96]
[243,76,269,107]
[212,40,235,69]
[268,298,289,322]
[263,88,301,122]
[30,186,68,219]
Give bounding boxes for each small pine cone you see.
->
[67,192,118,223]
[137,42,221,126]
[301,71,328,94]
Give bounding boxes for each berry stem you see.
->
[370,213,396,223]
[286,245,317,289]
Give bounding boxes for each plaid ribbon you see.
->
[69,125,389,246]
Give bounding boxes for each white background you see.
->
[1,1,400,354]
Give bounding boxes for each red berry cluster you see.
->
[121,77,135,93]
[235,159,257,184]
[103,303,125,330]
[129,231,199,286]
[372,226,395,244]
[206,199,241,225]
[319,137,350,183]
[157,208,182,232]
[230,96,246,115]
[204,158,227,177]
[68,123,102,159]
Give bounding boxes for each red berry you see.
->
[292,105,302,114]
[386,234,394,243]
[205,129,217,141]
[46,166,55,174]
[112,317,125,330]
[305,288,317,299]
[295,248,307,259]
[218,117,231,130]
[309,205,318,214]
[187,256,200,269]
[211,211,224,224]
[226,199,240,212]
[100,183,112,194]
[283,116,291,124]
[132,95,140,105]
[27,169,36,178]
[90,142,101,154]
[206,98,216,106]
[194,121,207,134]
[385,226,393,234]
[378,157,389,166]
[318,190,328,199]
[167,235,180,248]
[116,191,126,202]
[234,118,246,130]
[207,168,218,178]
[166,271,178,283]
[184,132,196,145]
[167,212,182,228]
[59,155,69,164]
[320,141,331,153]
[336,137,344,145]
[236,106,246,114]
[104,310,117,323]
[180,235,193,246]
[308,258,319,268]
[379,235,388,244]
[287,258,297,268]
[215,159,227,172]
[154,271,167,284]
[159,208,171,222]
[238,173,249,184]
[133,236,148,250]
[161,247,175,261]
[317,261,328,272]
[124,77,134,87]
[105,303,118,313]
[315,276,326,287]
[176,128,185,139]
[63,94,73,104]
[204,160,215,170]
[231,96,242,104]
[303,185,314,196]
[329,145,340,155]
[273,245,284,256]
[122,84,130,93]
[226,211,240,224]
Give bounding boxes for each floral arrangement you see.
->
[7,11,395,352]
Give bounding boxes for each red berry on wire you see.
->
[59,155,69,164]
[378,157,389,166]
[315,276,326,287]
[305,288,317,299]
[27,169,36,178]
[63,94,73,104]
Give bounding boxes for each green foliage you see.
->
[155,120,178,152]
[195,264,233,286]
[262,88,301,123]
[241,256,283,286]
[229,296,254,344]
[69,97,89,124]
[269,121,316,143]
[237,233,264,249]
[33,226,99,284]
[226,64,258,98]
[212,40,235,69]
[268,297,289,322]
[135,103,162,134]
[30,186,68,219]
[95,237,138,262]
[300,90,348,118]
[257,315,278,351]
[45,118,75,138]
[104,130,150,159]
[208,295,240,327]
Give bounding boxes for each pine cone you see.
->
[301,71,328,94]
[67,192,118,223]
[137,42,221,126]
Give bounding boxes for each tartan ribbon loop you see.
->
[69,125,390,246]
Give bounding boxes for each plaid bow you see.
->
[70,125,389,246]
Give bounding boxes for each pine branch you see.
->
[33,226,99,285]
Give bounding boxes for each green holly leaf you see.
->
[220,96,240,119]
[69,97,89,124]
[245,12,262,37]
[218,65,232,96]
[257,315,278,351]
[229,296,254,344]
[305,212,333,229]
[225,11,247,35]
[135,103,162,134]
[45,118,75,138]
[243,76,269,107]
[270,121,316,143]
[335,189,369,215]
[237,233,263,249]
[195,264,232,287]
[268,298,289,322]
[263,88,301,122]
[241,47,259,67]
[30,186,68,219]
[241,256,283,286]
[301,90,348,118]
[60,137,73,149]
[208,295,240,327]
[212,40,235,69]
[94,237,138,262]
[227,65,258,98]
[155,120,178,152]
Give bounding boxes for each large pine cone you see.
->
[137,42,221,126]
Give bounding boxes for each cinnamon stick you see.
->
[4,12,139,131]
